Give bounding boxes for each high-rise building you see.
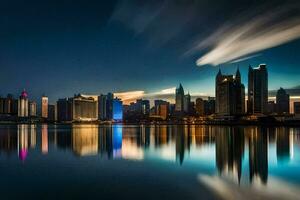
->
[136,99,150,115]
[113,98,123,121]
[195,98,205,116]
[41,95,48,118]
[98,94,107,120]
[294,102,300,114]
[215,69,245,116]
[29,101,37,116]
[57,98,72,122]
[18,90,29,117]
[276,88,290,114]
[48,104,57,121]
[106,93,114,120]
[248,64,268,114]
[183,93,191,113]
[175,84,184,112]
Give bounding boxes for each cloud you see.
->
[230,54,262,64]
[193,5,300,66]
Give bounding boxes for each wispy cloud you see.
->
[192,5,300,66]
[230,54,262,64]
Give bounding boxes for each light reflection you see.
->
[0,124,298,187]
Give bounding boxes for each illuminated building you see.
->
[248,64,268,114]
[29,101,37,116]
[18,90,29,117]
[215,69,245,116]
[157,104,168,120]
[48,104,57,121]
[276,88,290,114]
[175,84,184,112]
[113,98,123,121]
[41,95,48,118]
[72,94,98,121]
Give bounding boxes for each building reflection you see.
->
[276,127,290,163]
[215,126,244,183]
[42,124,48,154]
[248,127,268,184]
[72,125,98,156]
[0,124,297,185]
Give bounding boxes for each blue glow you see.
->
[113,99,123,121]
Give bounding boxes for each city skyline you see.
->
[0,1,300,103]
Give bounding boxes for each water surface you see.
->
[0,124,299,200]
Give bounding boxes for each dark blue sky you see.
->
[0,0,300,103]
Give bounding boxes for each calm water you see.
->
[0,124,300,200]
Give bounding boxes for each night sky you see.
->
[1,0,300,104]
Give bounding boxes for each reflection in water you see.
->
[0,125,298,186]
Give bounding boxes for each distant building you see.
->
[267,101,276,114]
[113,98,123,121]
[276,88,290,114]
[248,64,268,114]
[136,99,150,115]
[215,69,245,116]
[18,90,29,117]
[48,104,57,121]
[175,84,184,112]
[98,94,107,120]
[154,100,169,120]
[195,98,205,116]
[183,93,191,113]
[57,98,72,122]
[204,97,216,115]
[29,101,37,116]
[106,93,114,120]
[72,94,98,121]
[41,95,48,118]
[294,102,300,114]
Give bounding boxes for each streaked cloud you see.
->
[230,54,262,64]
[193,5,300,66]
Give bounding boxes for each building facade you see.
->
[294,102,300,114]
[18,90,29,117]
[175,84,184,112]
[215,69,245,116]
[29,101,37,116]
[41,96,48,118]
[276,88,290,114]
[248,64,268,114]
[112,98,123,121]
[72,94,98,121]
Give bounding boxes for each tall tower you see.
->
[18,89,29,117]
[248,64,268,114]
[175,84,184,112]
[41,95,48,118]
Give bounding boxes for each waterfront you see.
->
[0,124,300,200]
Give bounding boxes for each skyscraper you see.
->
[41,95,48,118]
[276,88,290,114]
[183,93,191,113]
[106,93,114,120]
[72,94,98,121]
[175,84,184,112]
[215,69,245,116]
[98,94,107,120]
[29,101,37,117]
[248,64,268,114]
[57,98,72,122]
[113,98,123,121]
[18,90,29,117]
